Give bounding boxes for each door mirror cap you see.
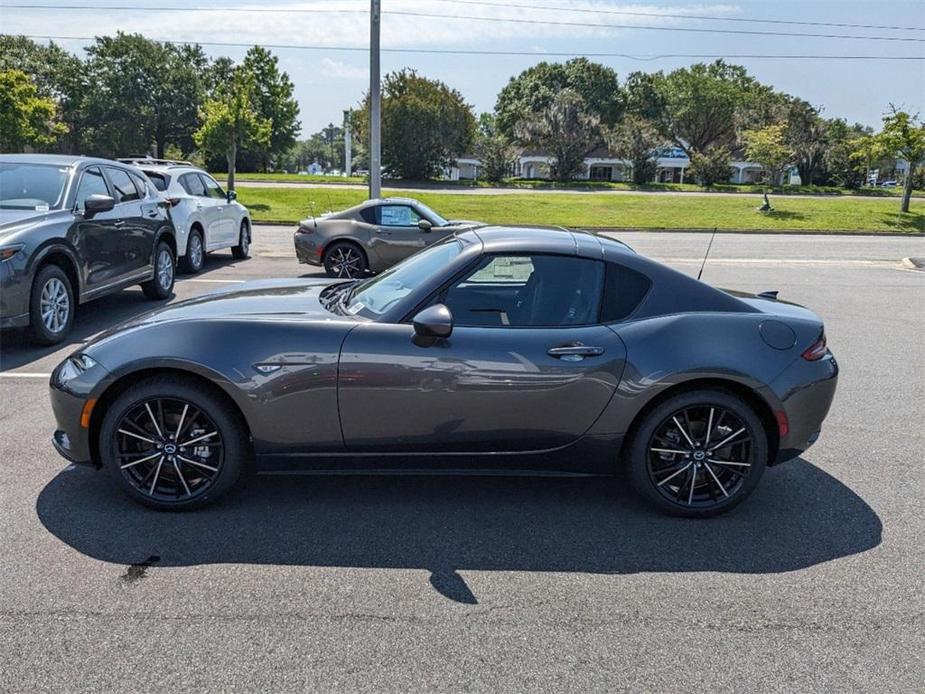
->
[418,218,433,233]
[412,304,453,339]
[83,194,115,218]
[226,189,237,202]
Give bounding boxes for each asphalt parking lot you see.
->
[1,227,923,691]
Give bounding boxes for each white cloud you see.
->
[317,57,367,80]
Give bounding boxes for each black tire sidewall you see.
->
[180,229,204,273]
[142,241,175,300]
[323,241,368,278]
[29,265,74,345]
[99,376,249,510]
[231,220,250,259]
[626,389,768,518]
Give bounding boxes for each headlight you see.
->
[57,354,98,384]
[0,244,24,262]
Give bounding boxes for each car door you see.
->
[371,204,432,266]
[71,166,126,292]
[198,173,235,244]
[338,253,627,454]
[179,172,222,249]
[102,166,150,277]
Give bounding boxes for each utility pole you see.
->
[369,0,382,198]
[344,109,352,177]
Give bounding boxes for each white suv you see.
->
[120,159,252,273]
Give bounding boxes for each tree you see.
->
[495,58,622,141]
[605,115,663,184]
[516,90,600,182]
[688,147,733,187]
[241,46,300,170]
[822,119,872,188]
[743,123,793,185]
[0,69,66,150]
[785,99,828,185]
[474,114,515,183]
[874,108,925,213]
[194,68,271,192]
[352,70,476,180]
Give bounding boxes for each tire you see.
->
[180,228,205,274]
[99,375,251,510]
[231,219,250,259]
[625,389,768,518]
[141,240,175,300]
[323,241,368,279]
[28,264,75,345]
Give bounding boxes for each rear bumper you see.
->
[770,352,839,463]
[294,232,324,266]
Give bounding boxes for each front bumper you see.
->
[770,352,839,463]
[294,231,324,266]
[49,358,111,467]
[0,253,30,328]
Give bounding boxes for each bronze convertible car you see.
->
[50,226,838,517]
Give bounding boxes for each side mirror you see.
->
[83,194,115,218]
[226,189,237,202]
[412,304,453,341]
[418,218,433,233]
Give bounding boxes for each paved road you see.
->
[1,229,923,691]
[233,179,921,202]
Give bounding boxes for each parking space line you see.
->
[0,372,52,379]
[177,278,247,284]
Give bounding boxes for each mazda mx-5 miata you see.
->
[49,226,838,517]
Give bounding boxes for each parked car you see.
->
[879,180,897,188]
[294,197,482,278]
[120,159,251,273]
[0,154,177,345]
[49,226,838,517]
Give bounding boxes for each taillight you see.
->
[802,331,828,361]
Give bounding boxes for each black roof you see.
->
[467,225,635,258]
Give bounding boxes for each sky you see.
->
[2,0,924,137]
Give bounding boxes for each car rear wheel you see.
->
[323,241,368,278]
[29,264,74,345]
[180,228,205,273]
[99,376,250,510]
[231,220,250,259]
[626,390,768,518]
[141,241,175,300]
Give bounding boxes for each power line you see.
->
[18,34,925,60]
[5,3,924,43]
[429,0,925,33]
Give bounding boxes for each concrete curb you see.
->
[901,257,925,270]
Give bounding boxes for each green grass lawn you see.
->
[220,172,923,198]
[237,186,925,233]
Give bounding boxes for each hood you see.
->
[0,208,63,237]
[89,278,353,342]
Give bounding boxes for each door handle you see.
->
[113,220,125,227]
[547,344,604,361]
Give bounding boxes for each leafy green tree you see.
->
[194,68,271,191]
[821,119,872,188]
[473,113,514,182]
[241,46,300,170]
[605,115,663,184]
[516,90,600,182]
[743,123,794,185]
[874,108,925,212]
[688,147,733,187]
[785,99,828,185]
[0,69,67,150]
[495,58,622,141]
[353,69,476,180]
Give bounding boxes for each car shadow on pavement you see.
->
[36,457,882,603]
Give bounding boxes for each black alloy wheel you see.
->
[323,241,368,279]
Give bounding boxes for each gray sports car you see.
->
[294,197,482,277]
[49,226,838,517]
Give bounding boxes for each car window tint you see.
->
[444,254,604,328]
[601,263,652,322]
[74,167,110,211]
[106,168,140,203]
[199,174,225,199]
[129,172,150,199]
[379,205,420,227]
[144,172,169,192]
[359,207,377,224]
[180,172,206,197]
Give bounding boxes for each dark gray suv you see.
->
[0,154,178,344]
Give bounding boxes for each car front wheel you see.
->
[626,389,768,517]
[99,376,250,510]
[231,220,250,259]
[29,264,74,345]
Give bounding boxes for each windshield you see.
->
[0,163,69,210]
[345,239,464,318]
[415,201,449,227]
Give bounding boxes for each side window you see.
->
[106,168,140,203]
[199,174,226,200]
[442,254,605,328]
[379,205,420,227]
[145,172,169,192]
[74,167,110,211]
[180,172,206,197]
[601,263,652,322]
[129,172,150,199]
[359,206,377,224]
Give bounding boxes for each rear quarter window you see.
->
[359,207,377,224]
[144,171,169,192]
[601,263,652,322]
